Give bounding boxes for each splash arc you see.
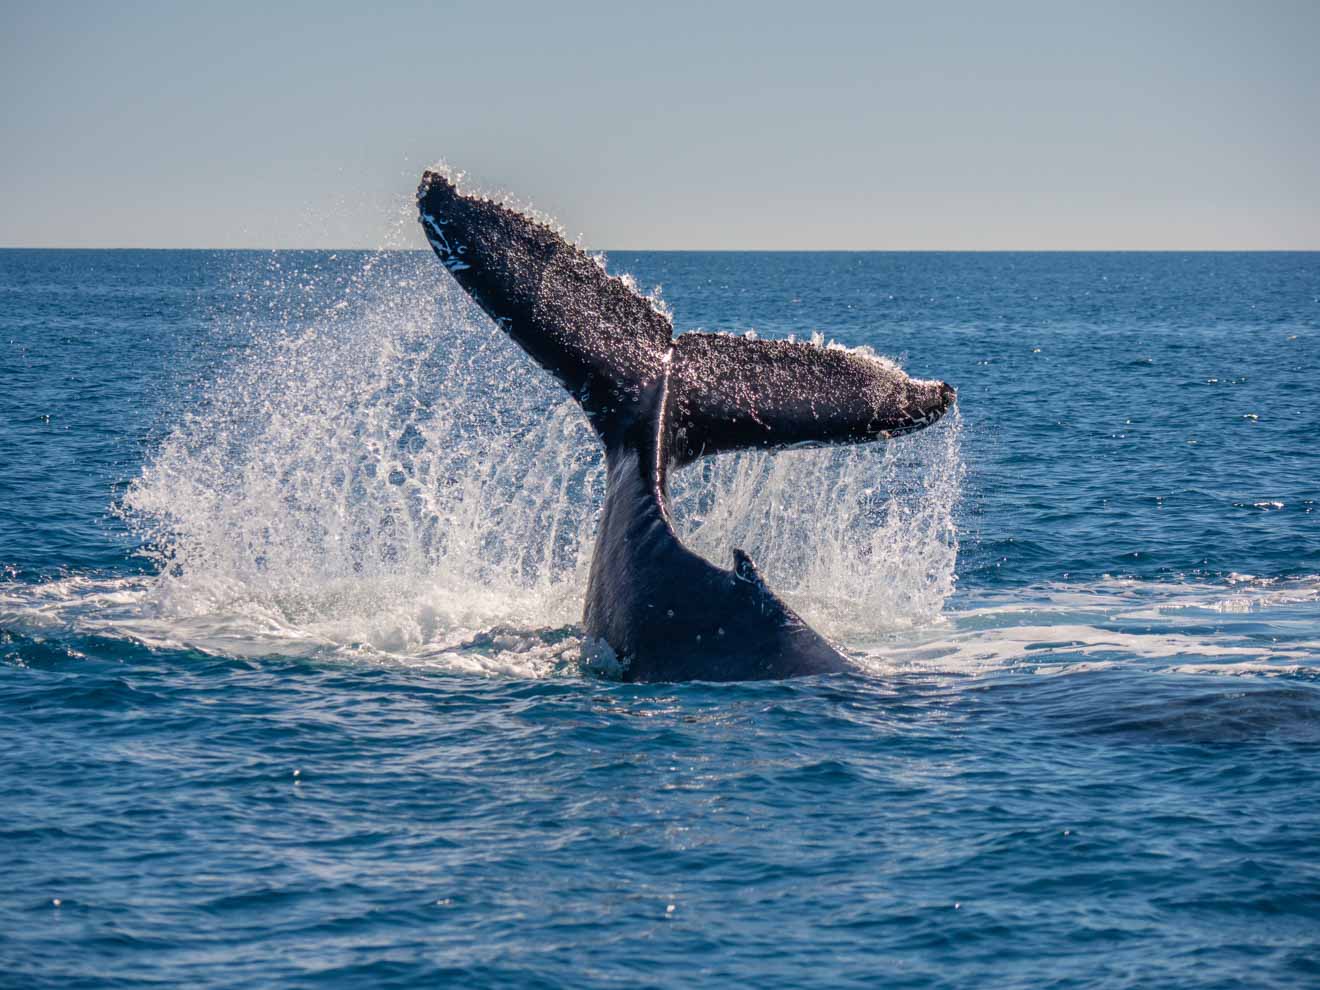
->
[417,169,955,681]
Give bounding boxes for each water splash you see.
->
[122,253,599,648]
[108,250,962,671]
[671,411,962,643]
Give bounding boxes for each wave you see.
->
[855,574,1320,679]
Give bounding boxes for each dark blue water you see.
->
[3,249,1318,988]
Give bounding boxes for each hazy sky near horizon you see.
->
[2,1,1316,249]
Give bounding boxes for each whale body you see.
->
[418,170,954,681]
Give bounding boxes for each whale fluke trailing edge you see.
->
[418,169,955,681]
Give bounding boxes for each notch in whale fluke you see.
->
[417,168,955,457]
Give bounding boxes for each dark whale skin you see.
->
[583,383,849,682]
[417,169,954,682]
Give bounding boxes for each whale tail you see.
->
[417,169,954,458]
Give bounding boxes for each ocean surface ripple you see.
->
[2,249,1318,988]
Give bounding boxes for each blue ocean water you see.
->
[2,248,1318,988]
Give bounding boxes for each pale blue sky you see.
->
[2,0,1316,248]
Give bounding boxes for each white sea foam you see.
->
[849,575,1320,678]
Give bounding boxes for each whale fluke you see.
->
[418,168,955,681]
[669,332,957,464]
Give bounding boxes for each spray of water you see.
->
[672,416,962,644]
[113,249,962,672]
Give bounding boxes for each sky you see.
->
[2,0,1316,249]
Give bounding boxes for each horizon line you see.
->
[2,246,1317,254]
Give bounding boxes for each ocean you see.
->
[2,248,1318,988]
